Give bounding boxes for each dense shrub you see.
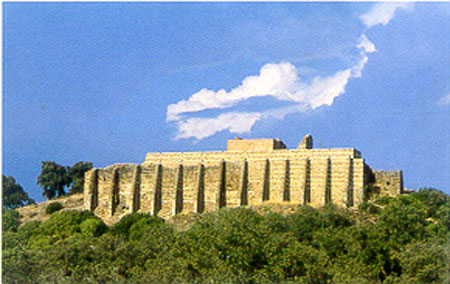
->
[80,218,108,237]
[2,188,449,284]
[2,208,21,232]
[17,220,42,240]
[111,212,154,239]
[45,202,63,214]
[358,201,381,214]
[40,210,97,239]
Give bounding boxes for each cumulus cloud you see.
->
[166,63,298,122]
[168,35,376,140]
[175,112,262,140]
[360,2,414,28]
[357,34,376,53]
[166,4,411,140]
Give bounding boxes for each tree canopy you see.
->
[37,161,72,199]
[68,161,93,195]
[2,175,35,209]
[37,161,93,200]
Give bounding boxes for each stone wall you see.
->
[369,170,403,197]
[83,147,389,224]
[227,138,286,152]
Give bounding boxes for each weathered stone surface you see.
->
[297,134,313,149]
[370,170,403,197]
[227,138,286,152]
[84,135,403,224]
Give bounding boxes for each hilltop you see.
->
[15,193,305,230]
[16,193,84,225]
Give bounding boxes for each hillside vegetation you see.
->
[3,188,449,284]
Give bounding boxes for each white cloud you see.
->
[301,69,352,108]
[352,35,376,78]
[360,3,414,28]
[166,4,412,140]
[357,34,376,54]
[167,34,377,140]
[166,63,298,122]
[175,112,262,140]
[438,94,450,105]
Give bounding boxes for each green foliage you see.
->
[45,202,64,214]
[285,205,352,242]
[2,208,21,232]
[111,212,157,239]
[128,215,165,241]
[394,237,450,284]
[358,201,381,214]
[68,161,93,195]
[36,161,94,199]
[37,161,72,199]
[17,220,42,240]
[2,175,35,209]
[2,188,449,283]
[80,218,108,237]
[40,210,98,240]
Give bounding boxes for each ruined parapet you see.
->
[83,164,141,225]
[369,170,403,197]
[84,135,403,224]
[297,134,313,149]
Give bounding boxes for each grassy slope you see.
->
[16,193,84,225]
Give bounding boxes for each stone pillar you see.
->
[247,159,267,205]
[203,162,222,212]
[139,163,156,215]
[159,166,178,219]
[310,158,328,207]
[347,158,354,207]
[329,157,353,208]
[352,159,365,208]
[84,168,98,211]
[225,161,244,208]
[269,159,288,202]
[289,158,309,205]
[180,165,199,214]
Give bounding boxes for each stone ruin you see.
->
[84,135,403,224]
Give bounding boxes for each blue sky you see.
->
[3,2,449,202]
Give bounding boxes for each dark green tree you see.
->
[68,161,93,195]
[37,161,72,200]
[2,175,35,209]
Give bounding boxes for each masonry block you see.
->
[310,158,329,207]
